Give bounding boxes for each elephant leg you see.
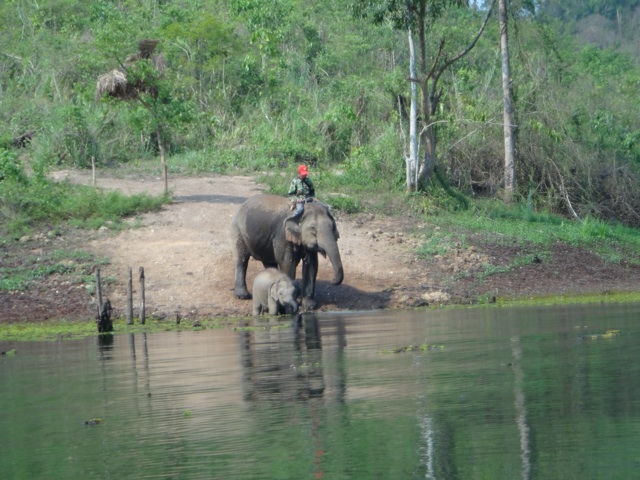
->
[268,296,279,315]
[234,242,251,299]
[278,255,298,281]
[301,253,318,310]
[252,297,262,315]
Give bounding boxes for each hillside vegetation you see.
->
[1,0,640,233]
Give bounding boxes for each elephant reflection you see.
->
[239,314,325,401]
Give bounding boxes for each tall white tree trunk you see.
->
[407,28,419,192]
[500,0,516,202]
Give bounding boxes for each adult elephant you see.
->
[231,194,344,310]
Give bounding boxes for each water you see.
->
[2,303,640,479]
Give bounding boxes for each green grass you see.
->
[0,316,250,342]
[495,291,640,307]
[423,198,640,266]
[0,248,110,292]
[417,230,468,257]
[1,173,169,238]
[475,251,551,282]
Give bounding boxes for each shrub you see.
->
[0,149,26,183]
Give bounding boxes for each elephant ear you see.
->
[323,204,340,240]
[269,282,279,300]
[284,218,303,245]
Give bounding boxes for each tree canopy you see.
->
[1,0,640,225]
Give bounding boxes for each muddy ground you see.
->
[3,171,640,324]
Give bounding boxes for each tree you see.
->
[231,0,293,75]
[500,0,516,202]
[97,40,192,195]
[407,28,420,191]
[354,0,495,191]
[162,14,238,108]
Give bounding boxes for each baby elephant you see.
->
[252,268,300,316]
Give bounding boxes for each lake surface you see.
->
[2,303,640,479]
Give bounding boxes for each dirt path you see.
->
[49,171,449,321]
[6,171,639,324]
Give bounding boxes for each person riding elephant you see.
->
[231,194,344,310]
[287,164,315,222]
[252,268,300,316]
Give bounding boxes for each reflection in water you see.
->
[297,314,325,398]
[334,315,348,403]
[97,333,114,361]
[4,303,640,479]
[419,414,436,480]
[511,336,531,480]
[239,314,326,401]
[127,333,152,404]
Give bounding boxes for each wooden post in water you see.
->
[95,267,103,313]
[139,266,146,325]
[126,267,134,325]
[95,267,106,332]
[97,300,114,333]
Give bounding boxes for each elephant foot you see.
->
[302,297,317,310]
[235,288,252,300]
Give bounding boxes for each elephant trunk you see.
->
[323,241,344,286]
[285,301,299,315]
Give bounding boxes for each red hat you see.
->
[298,165,309,176]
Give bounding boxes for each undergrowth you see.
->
[420,196,640,267]
[0,152,169,239]
[0,247,110,292]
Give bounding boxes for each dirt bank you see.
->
[3,171,640,323]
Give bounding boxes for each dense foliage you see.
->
[1,0,639,226]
